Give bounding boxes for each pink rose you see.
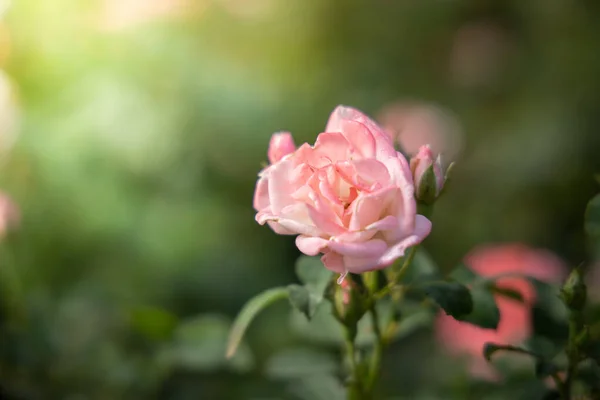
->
[435,244,566,380]
[410,145,444,203]
[253,105,432,274]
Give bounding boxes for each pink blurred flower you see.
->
[253,106,432,274]
[0,193,18,236]
[410,145,444,202]
[435,244,566,380]
[377,102,463,162]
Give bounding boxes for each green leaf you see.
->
[446,263,501,329]
[420,281,473,318]
[483,342,503,361]
[295,255,333,296]
[458,285,500,329]
[449,262,478,284]
[129,306,178,341]
[291,256,334,320]
[226,287,289,358]
[288,284,313,319]
[529,278,569,342]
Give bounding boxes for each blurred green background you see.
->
[0,0,599,398]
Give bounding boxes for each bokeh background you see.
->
[0,0,599,398]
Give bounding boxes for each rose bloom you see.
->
[253,106,432,274]
[435,243,566,380]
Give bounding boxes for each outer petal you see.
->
[268,132,296,164]
[327,238,388,258]
[335,215,398,243]
[326,106,396,159]
[267,159,297,213]
[253,176,270,211]
[296,235,329,256]
[321,251,346,273]
[377,215,432,266]
[380,156,417,236]
[267,221,295,235]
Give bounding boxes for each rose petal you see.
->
[328,238,388,258]
[296,235,329,256]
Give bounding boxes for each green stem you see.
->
[563,311,583,400]
[374,246,418,300]
[344,329,363,400]
[365,305,383,395]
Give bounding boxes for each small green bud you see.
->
[362,271,379,294]
[409,145,445,205]
[333,275,367,329]
[560,267,587,311]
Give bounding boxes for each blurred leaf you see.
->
[576,361,600,391]
[226,287,289,358]
[265,348,338,380]
[535,359,559,379]
[529,279,569,343]
[291,256,334,321]
[448,263,502,329]
[420,281,473,319]
[458,285,500,329]
[162,314,254,373]
[385,307,435,344]
[585,193,600,241]
[290,301,344,345]
[524,336,563,360]
[483,343,504,361]
[295,255,333,297]
[449,262,478,284]
[288,284,313,319]
[129,306,178,341]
